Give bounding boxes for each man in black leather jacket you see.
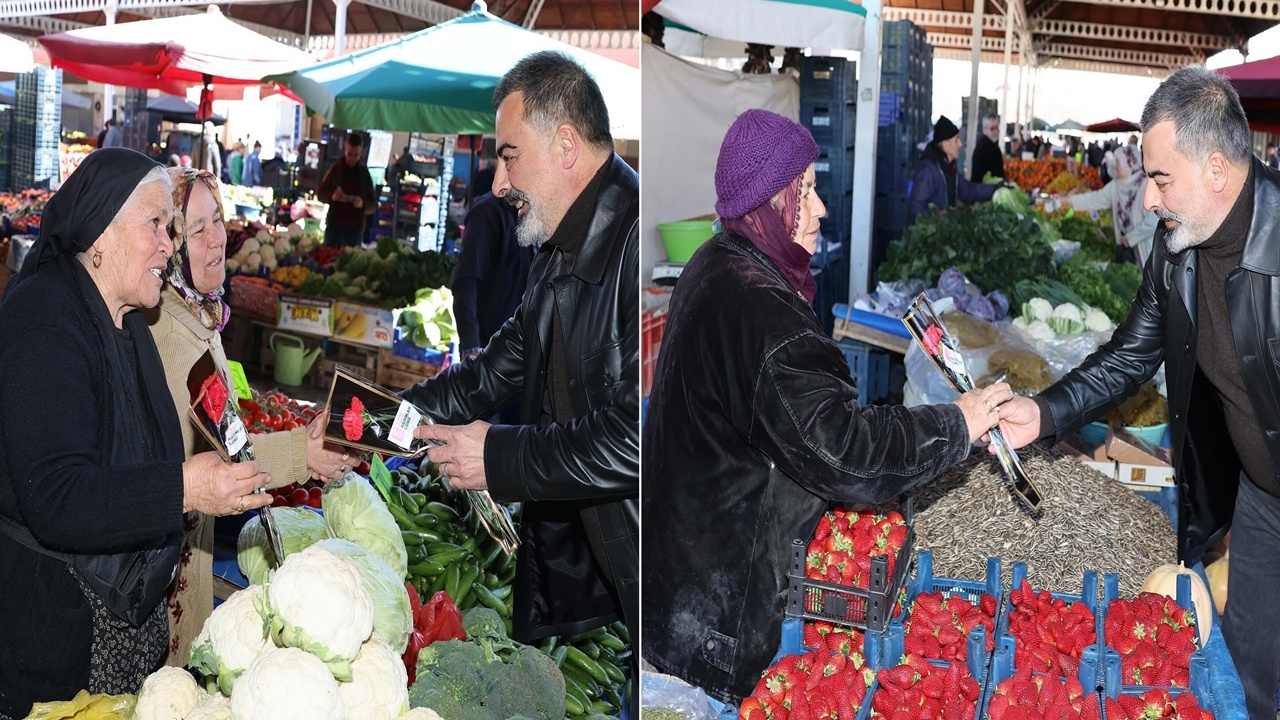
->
[403,52,639,655]
[1001,65,1280,720]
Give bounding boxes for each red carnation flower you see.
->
[922,325,944,356]
[343,406,364,442]
[200,374,228,424]
[350,396,365,414]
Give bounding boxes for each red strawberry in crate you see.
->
[815,514,833,541]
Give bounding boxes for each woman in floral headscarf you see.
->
[1060,143,1158,266]
[147,168,348,665]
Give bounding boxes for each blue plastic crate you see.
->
[392,330,448,366]
[995,563,1102,684]
[1096,573,1211,694]
[814,147,854,195]
[812,260,850,337]
[802,100,857,150]
[837,338,890,404]
[881,552,1003,683]
[799,56,857,105]
[1101,684,1216,720]
[811,237,845,269]
[980,649,1104,720]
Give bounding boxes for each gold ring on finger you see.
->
[341,452,350,462]
[236,498,245,513]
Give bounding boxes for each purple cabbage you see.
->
[967,295,996,322]
[938,267,968,298]
[987,290,1010,321]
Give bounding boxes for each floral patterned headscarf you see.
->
[166,167,230,331]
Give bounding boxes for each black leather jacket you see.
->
[1038,158,1280,563]
[641,232,973,704]
[403,154,639,645]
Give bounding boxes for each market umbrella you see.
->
[0,32,33,74]
[1053,119,1086,135]
[37,5,311,117]
[647,0,866,51]
[1084,118,1140,133]
[147,94,227,125]
[1218,59,1280,131]
[270,0,639,138]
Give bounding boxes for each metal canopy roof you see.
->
[885,0,1272,77]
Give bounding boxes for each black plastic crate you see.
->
[801,100,856,150]
[814,146,853,192]
[799,56,857,105]
[876,193,909,231]
[785,495,914,632]
[810,233,845,269]
[818,205,852,241]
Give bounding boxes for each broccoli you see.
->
[410,627,567,720]
[413,640,488,713]
[463,608,518,662]
[512,645,566,720]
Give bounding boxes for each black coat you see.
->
[641,232,973,704]
[403,154,639,645]
[451,193,533,352]
[970,135,1006,182]
[1038,157,1280,562]
[0,260,185,718]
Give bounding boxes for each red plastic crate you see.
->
[642,304,667,398]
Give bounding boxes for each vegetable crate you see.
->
[801,98,856,151]
[994,563,1103,685]
[812,259,850,338]
[799,56,857,105]
[881,552,1002,685]
[836,338,889,404]
[376,347,441,390]
[1096,573,1212,696]
[641,300,668,398]
[785,501,915,634]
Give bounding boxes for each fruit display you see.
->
[1103,593,1198,688]
[902,591,998,663]
[1005,580,1097,677]
[805,509,910,589]
[1103,689,1215,720]
[986,667,1097,720]
[739,648,877,720]
[803,622,866,657]
[870,655,982,720]
[237,389,321,434]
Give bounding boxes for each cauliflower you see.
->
[288,221,305,239]
[1022,298,1054,323]
[339,637,410,720]
[1026,320,1056,342]
[1011,316,1029,333]
[188,694,233,720]
[400,710,446,720]
[135,666,205,720]
[1084,306,1113,333]
[1049,303,1085,335]
[241,238,261,255]
[225,258,241,274]
[255,230,273,244]
[189,585,273,695]
[259,544,374,680]
[230,647,345,720]
[245,252,262,271]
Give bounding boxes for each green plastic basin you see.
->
[657,220,715,263]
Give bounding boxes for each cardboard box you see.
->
[333,300,396,349]
[1059,434,1118,480]
[1106,426,1175,489]
[277,293,334,337]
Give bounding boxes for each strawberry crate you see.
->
[785,501,916,634]
[881,552,1002,684]
[866,655,988,720]
[1096,573,1211,695]
[994,563,1102,684]
[1099,683,1216,720]
[979,649,1104,720]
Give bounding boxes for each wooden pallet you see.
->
[376,348,441,390]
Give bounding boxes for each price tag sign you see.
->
[228,360,253,401]
[369,454,394,505]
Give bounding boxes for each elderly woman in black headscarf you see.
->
[0,149,273,718]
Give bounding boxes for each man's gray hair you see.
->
[983,114,1000,123]
[109,165,173,230]
[1140,64,1251,165]
[493,50,613,152]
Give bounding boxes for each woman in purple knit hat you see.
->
[641,109,1013,705]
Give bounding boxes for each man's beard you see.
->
[508,189,549,247]
[1159,208,1206,254]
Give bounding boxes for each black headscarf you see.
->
[9,148,160,290]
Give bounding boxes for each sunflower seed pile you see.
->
[909,446,1176,598]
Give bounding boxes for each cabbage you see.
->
[322,475,408,579]
[1049,303,1085,335]
[938,267,968,299]
[312,538,412,654]
[237,507,331,586]
[987,290,1010,321]
[967,296,996,322]
[1027,320,1056,341]
[1022,298,1054,323]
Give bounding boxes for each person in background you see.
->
[401,50,639,669]
[450,192,534,425]
[1009,136,1023,158]
[243,141,263,188]
[1268,143,1279,170]
[0,149,272,720]
[200,125,221,180]
[101,119,122,149]
[148,168,348,666]
[96,121,109,149]
[970,113,1006,182]
[642,109,1013,706]
[998,65,1280,720]
[470,154,496,198]
[167,155,182,168]
[226,142,245,186]
[317,134,376,248]
[908,115,999,224]
[1057,143,1156,266]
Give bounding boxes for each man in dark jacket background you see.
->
[969,113,1006,182]
[907,115,998,225]
[403,51,639,661]
[1000,64,1280,720]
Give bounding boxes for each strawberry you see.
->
[903,631,927,657]
[1065,676,1085,702]
[917,592,945,614]
[887,524,909,550]
[881,665,920,690]
[919,670,945,699]
[988,693,1011,720]
[827,633,854,656]
[1080,696,1102,720]
[980,594,998,617]
[937,625,963,647]
[804,623,823,649]
[1173,691,1200,719]
[1117,694,1145,718]
[1105,698,1128,720]
[815,514,833,540]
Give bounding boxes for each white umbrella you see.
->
[0,33,34,74]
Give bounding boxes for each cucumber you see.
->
[423,501,460,522]
[483,571,502,590]
[456,564,481,607]
[581,640,602,660]
[564,646,609,686]
[408,560,446,577]
[407,492,429,512]
[591,701,614,715]
[445,564,462,604]
[472,583,510,617]
[597,631,627,653]
[564,695,585,717]
[413,512,442,529]
[551,645,569,667]
[406,544,428,565]
[491,585,512,601]
[481,543,505,571]
[610,621,630,644]
[426,549,469,566]
[392,486,421,515]
[598,658,626,685]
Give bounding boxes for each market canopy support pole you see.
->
[964,0,985,174]
[101,0,117,125]
[333,0,351,58]
[304,0,313,50]
[1000,0,1016,148]
[850,0,883,298]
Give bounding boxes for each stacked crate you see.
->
[12,68,61,192]
[874,21,933,280]
[797,56,855,335]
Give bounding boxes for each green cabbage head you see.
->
[237,506,331,586]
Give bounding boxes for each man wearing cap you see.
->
[908,115,999,225]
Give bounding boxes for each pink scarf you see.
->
[721,175,817,306]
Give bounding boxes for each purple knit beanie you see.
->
[714,109,820,220]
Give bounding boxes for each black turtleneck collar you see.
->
[544,156,610,267]
[1198,162,1255,260]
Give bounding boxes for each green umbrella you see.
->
[269,1,639,138]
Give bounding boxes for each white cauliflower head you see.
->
[259,544,374,680]
[187,695,233,720]
[230,647,345,720]
[399,709,447,720]
[1022,298,1054,323]
[190,585,273,695]
[1049,303,1085,335]
[338,637,410,720]
[1027,320,1057,342]
[135,666,205,720]
[1084,306,1114,333]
